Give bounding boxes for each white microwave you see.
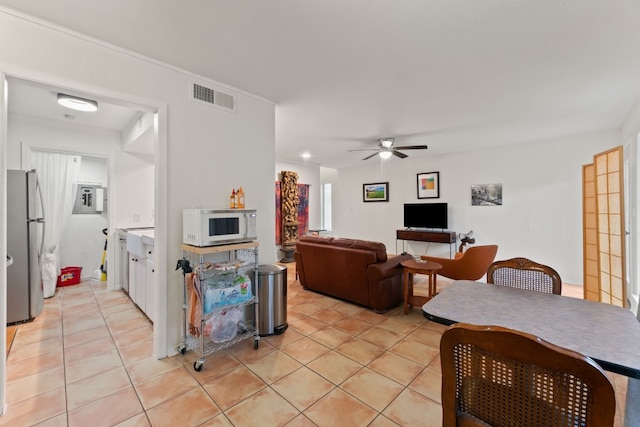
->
[183,209,257,247]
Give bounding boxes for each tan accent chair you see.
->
[421,245,498,281]
[440,323,616,427]
[487,257,562,295]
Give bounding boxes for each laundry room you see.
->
[5,76,156,309]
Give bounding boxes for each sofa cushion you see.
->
[298,235,333,245]
[331,238,388,262]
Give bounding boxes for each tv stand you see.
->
[396,229,457,258]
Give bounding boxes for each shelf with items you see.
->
[178,242,259,371]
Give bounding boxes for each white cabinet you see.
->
[127,229,155,321]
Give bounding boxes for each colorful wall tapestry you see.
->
[275,182,310,244]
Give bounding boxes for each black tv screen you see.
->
[403,203,448,229]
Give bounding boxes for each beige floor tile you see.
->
[62,316,107,336]
[118,337,154,366]
[281,336,330,364]
[6,349,63,382]
[202,365,266,410]
[332,317,374,336]
[304,388,377,426]
[31,413,68,427]
[389,338,439,365]
[368,352,424,386]
[308,326,352,349]
[330,302,366,317]
[358,326,404,349]
[311,308,347,324]
[135,364,199,408]
[6,365,65,404]
[113,413,152,427]
[307,351,362,385]
[0,387,66,426]
[66,366,132,410]
[67,386,143,427]
[284,414,318,427]
[227,336,276,364]
[108,316,153,335]
[405,326,443,349]
[126,354,186,384]
[6,336,63,361]
[146,387,221,427]
[377,317,419,336]
[14,323,62,345]
[271,366,335,411]
[350,309,386,325]
[428,354,442,373]
[63,324,111,348]
[383,388,442,426]
[225,387,299,426]
[65,349,124,384]
[111,324,153,348]
[187,350,243,384]
[244,350,302,384]
[64,336,117,364]
[197,413,234,427]
[262,328,305,349]
[408,367,442,403]
[335,337,386,365]
[289,316,328,336]
[368,414,401,426]
[290,302,324,316]
[341,368,404,411]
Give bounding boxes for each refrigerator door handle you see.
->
[36,174,46,257]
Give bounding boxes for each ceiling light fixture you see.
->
[379,150,392,159]
[57,93,98,112]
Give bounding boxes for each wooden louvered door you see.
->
[593,146,627,307]
[582,164,599,301]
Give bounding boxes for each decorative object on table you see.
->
[417,171,440,199]
[471,183,502,206]
[229,189,236,208]
[421,244,498,281]
[363,182,389,202]
[236,187,245,208]
[487,257,562,295]
[441,323,616,427]
[458,230,475,253]
[279,171,300,262]
[348,137,428,161]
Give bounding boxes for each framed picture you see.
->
[363,182,389,202]
[417,171,440,199]
[471,183,503,206]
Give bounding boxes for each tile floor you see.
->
[2,265,628,426]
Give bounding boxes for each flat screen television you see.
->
[403,203,448,229]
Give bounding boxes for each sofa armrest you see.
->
[368,253,413,281]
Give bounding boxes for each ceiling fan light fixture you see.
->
[379,138,394,148]
[379,150,393,159]
[57,93,98,112]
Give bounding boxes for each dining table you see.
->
[422,280,640,427]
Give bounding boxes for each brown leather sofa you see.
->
[294,235,412,312]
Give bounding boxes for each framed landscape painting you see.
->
[417,171,440,199]
[363,182,389,202]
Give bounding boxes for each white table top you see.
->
[422,280,640,379]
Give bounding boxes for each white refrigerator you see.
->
[7,169,45,324]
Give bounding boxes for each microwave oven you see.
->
[183,209,257,247]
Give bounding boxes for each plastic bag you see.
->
[203,307,243,343]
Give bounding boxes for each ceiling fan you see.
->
[349,138,428,160]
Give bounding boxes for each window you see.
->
[321,183,332,231]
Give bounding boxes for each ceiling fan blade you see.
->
[392,150,408,159]
[393,145,428,150]
[362,152,380,160]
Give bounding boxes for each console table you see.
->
[396,229,456,258]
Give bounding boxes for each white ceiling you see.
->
[2,1,640,169]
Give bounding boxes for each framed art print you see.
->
[417,172,440,199]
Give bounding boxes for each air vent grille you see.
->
[191,83,236,112]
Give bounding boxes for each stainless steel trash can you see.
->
[256,264,288,336]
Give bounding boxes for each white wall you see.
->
[326,131,618,285]
[0,8,276,371]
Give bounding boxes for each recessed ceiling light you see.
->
[301,152,311,159]
[57,93,98,112]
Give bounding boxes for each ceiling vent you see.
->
[191,83,236,112]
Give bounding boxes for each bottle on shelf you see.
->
[230,189,236,209]
[237,187,245,209]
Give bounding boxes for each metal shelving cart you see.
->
[178,241,259,371]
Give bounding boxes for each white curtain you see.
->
[31,152,82,298]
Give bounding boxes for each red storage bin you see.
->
[57,266,82,287]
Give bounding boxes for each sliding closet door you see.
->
[594,146,626,307]
[582,164,599,301]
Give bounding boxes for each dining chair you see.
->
[421,244,498,281]
[487,257,562,294]
[440,323,616,427]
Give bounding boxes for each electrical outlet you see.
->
[133,214,140,223]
